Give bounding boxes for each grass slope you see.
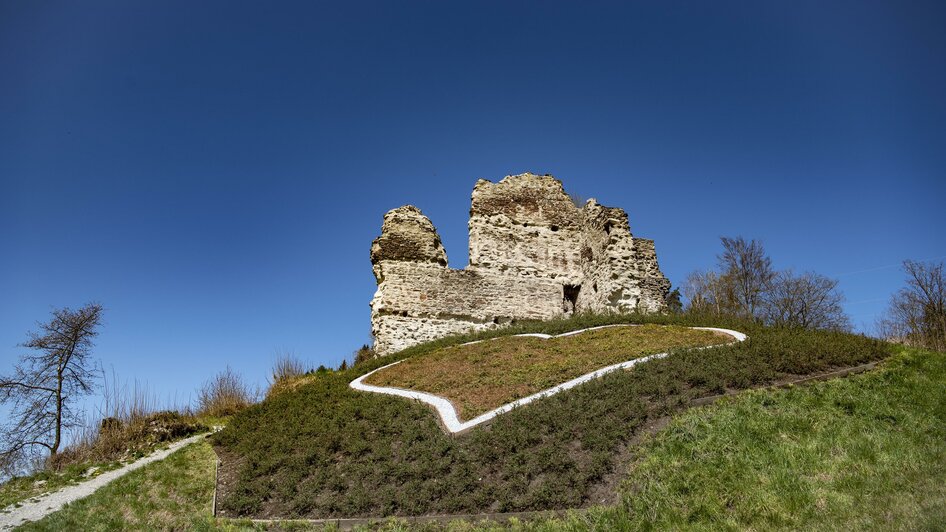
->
[365,324,729,420]
[0,412,208,511]
[0,461,126,512]
[508,347,946,531]
[214,314,892,519]
[18,440,217,531]
[15,345,940,531]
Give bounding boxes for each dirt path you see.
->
[0,433,209,530]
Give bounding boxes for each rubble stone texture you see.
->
[370,173,672,355]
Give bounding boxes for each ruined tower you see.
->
[369,173,671,355]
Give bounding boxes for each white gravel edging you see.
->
[351,326,747,434]
[0,432,209,530]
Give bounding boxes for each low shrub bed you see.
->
[365,324,731,420]
[213,314,892,519]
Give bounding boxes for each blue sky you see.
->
[1,1,944,406]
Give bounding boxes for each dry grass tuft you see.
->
[197,366,256,418]
[266,351,311,399]
[47,375,207,471]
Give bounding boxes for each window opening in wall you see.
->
[563,284,581,313]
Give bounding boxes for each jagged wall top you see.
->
[468,173,586,279]
[370,206,447,279]
[470,174,580,228]
[369,172,671,354]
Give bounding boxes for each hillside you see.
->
[519,346,946,530]
[212,314,892,519]
[13,329,944,529]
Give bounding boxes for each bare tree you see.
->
[0,303,103,474]
[683,268,740,316]
[762,270,850,330]
[878,260,946,351]
[718,236,774,318]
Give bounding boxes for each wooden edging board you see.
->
[240,510,568,530]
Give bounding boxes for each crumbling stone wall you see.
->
[370,173,671,355]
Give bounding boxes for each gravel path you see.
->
[0,433,209,530]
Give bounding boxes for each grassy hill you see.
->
[0,411,209,512]
[14,322,944,530]
[521,345,946,530]
[212,313,892,519]
[16,439,218,531]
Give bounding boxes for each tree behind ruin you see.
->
[761,270,850,331]
[879,260,946,351]
[686,237,851,330]
[717,236,775,319]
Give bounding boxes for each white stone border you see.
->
[350,325,747,434]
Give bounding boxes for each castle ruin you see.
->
[369,173,671,355]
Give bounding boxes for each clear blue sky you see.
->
[2,1,944,406]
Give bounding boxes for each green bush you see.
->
[213,313,891,518]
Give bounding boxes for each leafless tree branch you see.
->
[0,302,103,476]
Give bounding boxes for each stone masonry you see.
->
[369,173,671,355]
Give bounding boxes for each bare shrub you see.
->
[49,410,203,471]
[266,351,312,399]
[879,260,946,351]
[47,372,205,471]
[762,271,850,331]
[684,237,851,331]
[270,351,307,386]
[683,269,738,316]
[198,366,255,418]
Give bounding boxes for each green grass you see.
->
[620,347,946,530]
[366,324,730,420]
[0,411,210,511]
[214,313,892,519]
[17,439,218,531]
[0,460,126,511]
[14,338,939,531]
[479,346,945,531]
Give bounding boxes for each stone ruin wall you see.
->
[370,173,671,355]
